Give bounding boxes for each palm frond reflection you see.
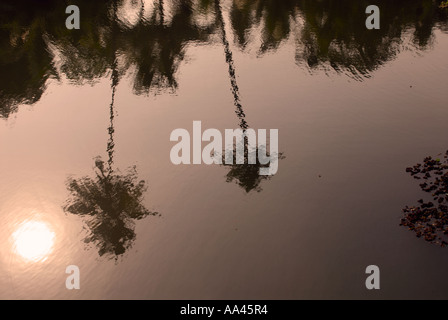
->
[64,158,158,259]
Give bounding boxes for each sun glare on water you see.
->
[12,220,55,262]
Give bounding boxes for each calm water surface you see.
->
[1,0,448,299]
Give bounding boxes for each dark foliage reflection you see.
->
[1,0,447,118]
[402,151,448,247]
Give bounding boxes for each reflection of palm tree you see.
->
[63,7,158,260]
[215,0,280,193]
[64,159,156,258]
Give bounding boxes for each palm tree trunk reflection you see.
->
[215,0,279,193]
[215,0,248,131]
[158,0,165,26]
[63,3,158,260]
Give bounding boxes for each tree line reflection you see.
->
[1,0,447,118]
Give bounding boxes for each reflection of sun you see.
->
[12,220,55,262]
